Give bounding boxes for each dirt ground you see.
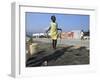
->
[26,40,89,67]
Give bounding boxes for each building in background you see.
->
[61,30,81,39]
[71,30,81,39]
[31,30,89,40]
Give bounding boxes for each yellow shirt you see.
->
[50,22,58,40]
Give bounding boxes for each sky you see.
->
[26,12,89,34]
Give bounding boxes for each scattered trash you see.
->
[43,61,48,66]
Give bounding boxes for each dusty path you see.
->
[26,40,89,67]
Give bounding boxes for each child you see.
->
[46,15,62,49]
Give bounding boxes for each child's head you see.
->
[51,15,56,22]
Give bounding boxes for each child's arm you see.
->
[57,28,62,32]
[56,23,62,32]
[46,27,51,33]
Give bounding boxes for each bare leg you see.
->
[54,40,57,49]
[52,39,55,49]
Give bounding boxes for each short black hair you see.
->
[51,15,56,22]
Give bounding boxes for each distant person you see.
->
[46,15,62,49]
[80,30,84,40]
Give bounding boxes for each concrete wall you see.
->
[61,30,81,39]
